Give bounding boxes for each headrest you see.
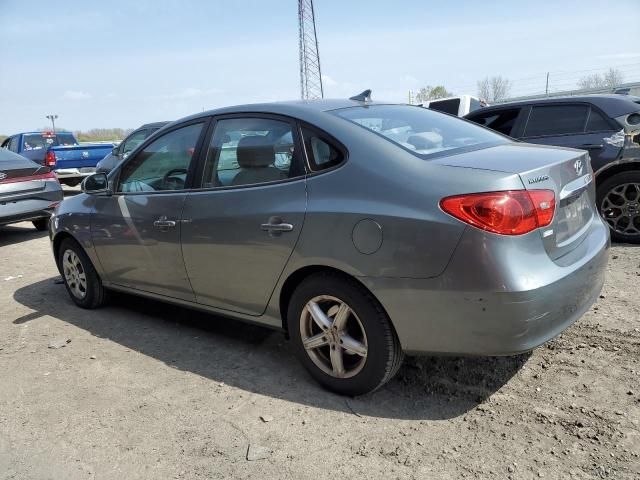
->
[236,135,275,168]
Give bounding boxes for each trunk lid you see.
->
[0,150,51,196]
[433,143,596,260]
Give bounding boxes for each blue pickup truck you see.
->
[1,131,114,186]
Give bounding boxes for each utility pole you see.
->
[45,114,58,132]
[298,0,323,100]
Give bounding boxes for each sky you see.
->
[0,0,639,133]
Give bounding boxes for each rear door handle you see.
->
[580,143,603,149]
[260,216,294,235]
[153,215,177,231]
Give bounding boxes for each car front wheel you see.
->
[287,273,403,396]
[597,171,640,244]
[58,238,108,308]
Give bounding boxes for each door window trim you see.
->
[189,112,309,191]
[111,118,211,195]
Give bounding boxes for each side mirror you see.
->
[82,173,111,195]
[111,146,119,156]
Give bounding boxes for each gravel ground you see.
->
[1,201,639,479]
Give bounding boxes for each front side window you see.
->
[469,108,521,136]
[334,104,506,158]
[118,123,203,193]
[524,105,589,137]
[202,117,303,188]
[121,129,149,158]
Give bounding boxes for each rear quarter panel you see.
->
[282,116,525,279]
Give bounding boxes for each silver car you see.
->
[50,96,609,395]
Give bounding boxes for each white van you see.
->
[422,95,487,117]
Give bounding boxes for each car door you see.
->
[181,115,307,316]
[91,120,208,301]
[519,104,621,169]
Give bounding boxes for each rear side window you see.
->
[428,99,460,116]
[524,105,589,137]
[468,108,521,136]
[585,109,612,132]
[202,117,304,188]
[300,127,344,171]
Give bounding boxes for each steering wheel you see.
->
[162,168,188,189]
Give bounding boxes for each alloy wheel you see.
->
[601,183,640,237]
[62,249,87,299]
[299,295,368,379]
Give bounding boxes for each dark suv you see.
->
[465,95,640,243]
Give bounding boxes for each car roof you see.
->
[172,98,400,126]
[468,94,640,118]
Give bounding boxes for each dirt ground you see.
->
[1,192,639,479]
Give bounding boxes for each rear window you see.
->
[428,98,460,116]
[333,104,507,158]
[524,105,589,137]
[21,133,77,150]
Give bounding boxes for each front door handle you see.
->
[580,143,603,149]
[153,215,177,231]
[260,216,294,236]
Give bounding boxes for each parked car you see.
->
[0,148,63,230]
[50,94,609,395]
[96,121,169,174]
[464,94,640,243]
[1,131,114,186]
[423,95,487,117]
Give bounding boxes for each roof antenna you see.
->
[349,89,372,102]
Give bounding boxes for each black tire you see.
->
[596,171,640,244]
[63,179,81,187]
[32,218,49,231]
[287,272,403,396]
[57,238,108,308]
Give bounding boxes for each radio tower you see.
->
[298,0,323,100]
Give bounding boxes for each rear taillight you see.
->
[45,150,56,167]
[0,171,58,184]
[440,190,556,235]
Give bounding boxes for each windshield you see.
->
[22,133,77,150]
[333,104,507,158]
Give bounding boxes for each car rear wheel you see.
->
[597,171,640,244]
[32,218,49,231]
[287,272,403,396]
[58,238,108,308]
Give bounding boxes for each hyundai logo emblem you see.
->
[574,159,584,176]
[0,171,6,180]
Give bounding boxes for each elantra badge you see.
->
[574,159,584,176]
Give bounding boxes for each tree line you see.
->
[412,67,625,103]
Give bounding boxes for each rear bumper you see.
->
[55,168,95,179]
[360,216,610,355]
[0,185,64,226]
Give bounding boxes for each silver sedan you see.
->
[50,95,609,395]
